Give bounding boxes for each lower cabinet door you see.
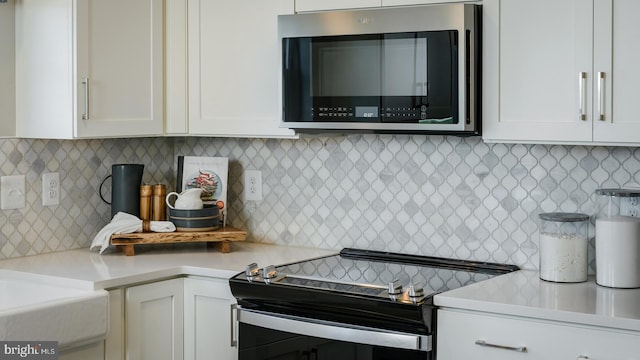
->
[58,341,105,360]
[126,278,185,360]
[437,309,640,360]
[184,277,238,360]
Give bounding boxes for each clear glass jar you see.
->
[538,212,589,283]
[595,188,640,288]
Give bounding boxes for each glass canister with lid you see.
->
[538,212,589,283]
[595,188,640,288]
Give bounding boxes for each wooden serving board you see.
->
[110,226,247,256]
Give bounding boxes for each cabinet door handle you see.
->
[578,72,587,121]
[577,356,589,360]
[82,78,90,120]
[475,339,527,353]
[597,72,605,121]
[230,303,238,347]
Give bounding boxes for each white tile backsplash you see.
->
[1,135,638,273]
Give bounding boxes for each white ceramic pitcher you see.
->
[165,188,204,210]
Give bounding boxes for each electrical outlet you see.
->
[42,172,60,206]
[244,170,262,201]
[1,175,26,210]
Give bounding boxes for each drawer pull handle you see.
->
[475,339,527,353]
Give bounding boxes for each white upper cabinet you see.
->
[15,0,163,139]
[183,0,295,138]
[482,0,593,143]
[592,0,640,143]
[295,0,381,12]
[0,0,15,137]
[483,0,640,145]
[295,0,466,12]
[382,0,468,6]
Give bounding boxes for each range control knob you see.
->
[262,265,277,279]
[245,263,260,277]
[408,284,424,298]
[387,280,403,295]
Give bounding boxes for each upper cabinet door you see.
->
[483,0,594,143]
[592,0,640,143]
[15,0,163,139]
[75,0,164,138]
[187,0,296,138]
[382,0,466,6]
[295,0,381,12]
[0,0,15,137]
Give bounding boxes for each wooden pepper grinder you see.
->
[152,184,167,221]
[140,185,153,221]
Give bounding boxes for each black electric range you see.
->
[229,248,519,336]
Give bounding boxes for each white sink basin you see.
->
[0,270,109,349]
[0,278,92,309]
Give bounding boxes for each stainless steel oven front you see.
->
[238,308,432,360]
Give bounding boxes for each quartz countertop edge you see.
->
[0,242,337,290]
[434,270,640,333]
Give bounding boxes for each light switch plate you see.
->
[1,175,26,210]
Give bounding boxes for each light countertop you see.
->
[3,244,639,333]
[434,270,640,333]
[0,242,336,290]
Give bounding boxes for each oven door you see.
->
[238,308,432,360]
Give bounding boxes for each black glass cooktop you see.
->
[230,248,519,334]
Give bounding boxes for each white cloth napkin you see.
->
[90,212,176,254]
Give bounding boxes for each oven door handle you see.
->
[237,308,431,352]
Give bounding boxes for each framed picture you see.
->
[176,156,228,210]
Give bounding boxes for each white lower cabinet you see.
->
[59,342,105,360]
[184,277,238,360]
[437,309,640,359]
[126,278,185,360]
[105,277,237,360]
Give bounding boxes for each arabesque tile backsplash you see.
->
[1,135,639,272]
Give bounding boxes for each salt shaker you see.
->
[538,212,589,283]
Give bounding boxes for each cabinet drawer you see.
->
[437,309,640,359]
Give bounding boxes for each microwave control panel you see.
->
[312,97,432,123]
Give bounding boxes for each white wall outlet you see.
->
[42,172,60,206]
[1,175,26,210]
[244,170,262,201]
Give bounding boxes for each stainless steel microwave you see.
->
[278,4,481,135]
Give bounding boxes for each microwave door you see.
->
[380,31,457,125]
